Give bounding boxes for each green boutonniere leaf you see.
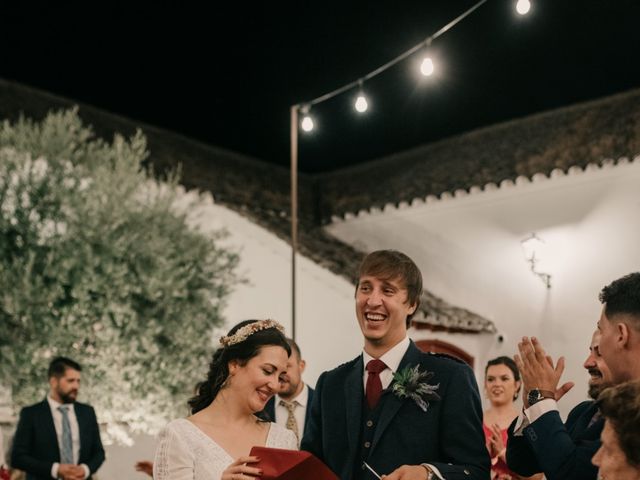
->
[392,365,440,412]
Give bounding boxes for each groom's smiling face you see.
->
[356,275,417,353]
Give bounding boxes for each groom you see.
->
[301,250,489,480]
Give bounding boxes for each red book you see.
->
[249,447,338,480]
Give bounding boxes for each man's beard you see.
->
[587,368,610,400]
[588,382,611,400]
[59,390,78,404]
[279,382,298,398]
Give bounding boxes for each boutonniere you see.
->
[392,365,440,412]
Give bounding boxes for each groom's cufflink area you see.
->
[420,464,434,480]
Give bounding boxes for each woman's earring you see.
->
[221,374,232,389]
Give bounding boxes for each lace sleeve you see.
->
[153,422,195,480]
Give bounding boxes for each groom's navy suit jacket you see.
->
[506,400,603,480]
[301,341,490,480]
[11,399,105,480]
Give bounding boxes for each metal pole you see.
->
[290,105,298,341]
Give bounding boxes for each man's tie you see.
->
[366,359,387,410]
[279,399,300,443]
[58,405,74,464]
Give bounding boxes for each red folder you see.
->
[249,446,338,480]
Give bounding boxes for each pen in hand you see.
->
[363,461,382,480]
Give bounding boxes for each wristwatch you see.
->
[527,388,555,406]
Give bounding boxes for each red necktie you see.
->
[366,359,387,409]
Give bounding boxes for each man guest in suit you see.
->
[506,330,612,479]
[301,250,489,480]
[11,357,105,480]
[596,272,640,384]
[263,338,314,446]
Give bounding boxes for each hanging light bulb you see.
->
[301,115,314,132]
[420,57,435,76]
[516,0,531,15]
[354,80,368,113]
[300,106,314,132]
[355,94,368,113]
[419,39,435,77]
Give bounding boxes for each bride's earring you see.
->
[221,374,233,389]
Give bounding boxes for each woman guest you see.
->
[483,356,541,480]
[154,319,297,480]
[592,380,640,479]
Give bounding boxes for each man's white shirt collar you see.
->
[362,336,410,390]
[363,335,410,372]
[47,395,74,413]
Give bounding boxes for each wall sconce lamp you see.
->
[521,233,551,288]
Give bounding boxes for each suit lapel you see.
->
[574,402,601,439]
[265,396,276,421]
[304,386,313,425]
[76,404,86,461]
[371,342,423,451]
[39,399,61,459]
[345,356,364,454]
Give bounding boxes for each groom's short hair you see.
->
[357,250,422,326]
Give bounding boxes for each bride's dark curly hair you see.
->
[188,319,291,414]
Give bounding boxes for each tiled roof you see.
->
[316,88,640,222]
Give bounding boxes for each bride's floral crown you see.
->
[219,319,285,347]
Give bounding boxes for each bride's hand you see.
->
[222,456,262,480]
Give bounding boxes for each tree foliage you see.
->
[0,109,240,441]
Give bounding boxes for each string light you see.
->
[354,94,368,113]
[516,0,531,15]
[300,105,314,132]
[354,81,368,113]
[295,0,491,133]
[420,57,435,76]
[419,38,435,77]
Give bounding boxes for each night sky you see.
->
[2,1,639,172]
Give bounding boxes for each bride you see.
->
[154,319,297,480]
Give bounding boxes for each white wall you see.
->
[175,189,361,384]
[327,159,640,415]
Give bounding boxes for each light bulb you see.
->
[420,57,434,76]
[355,94,368,113]
[301,115,314,132]
[516,0,531,15]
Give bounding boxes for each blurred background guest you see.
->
[483,356,541,480]
[261,338,314,446]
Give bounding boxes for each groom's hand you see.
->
[382,464,431,480]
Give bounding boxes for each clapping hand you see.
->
[514,337,574,407]
[221,455,262,480]
[487,423,505,460]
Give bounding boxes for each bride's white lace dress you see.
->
[153,418,297,480]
